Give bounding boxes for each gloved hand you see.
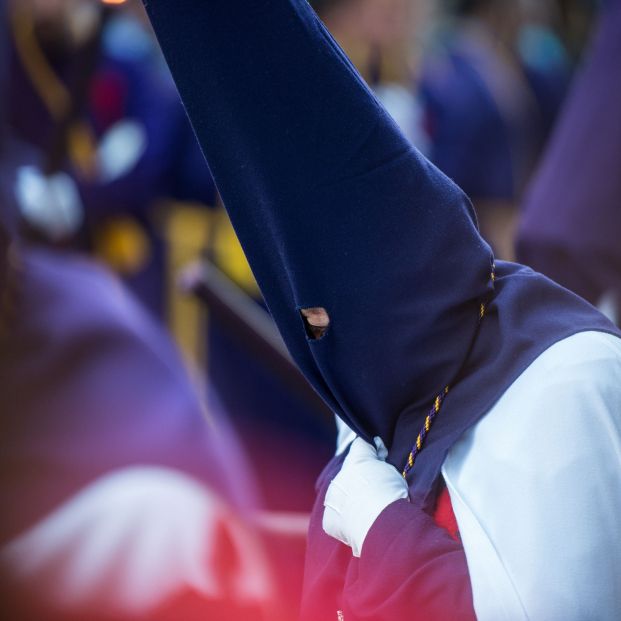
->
[323,436,409,557]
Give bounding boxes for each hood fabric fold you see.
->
[145,0,618,508]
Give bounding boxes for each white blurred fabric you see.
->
[97,121,147,184]
[15,166,83,241]
[597,291,619,326]
[0,466,274,615]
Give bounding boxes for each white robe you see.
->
[443,330,621,620]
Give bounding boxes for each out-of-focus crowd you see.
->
[1,0,619,619]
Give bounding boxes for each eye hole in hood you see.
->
[301,307,330,340]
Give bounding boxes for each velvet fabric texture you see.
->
[144,0,618,509]
[144,0,494,459]
[517,0,621,306]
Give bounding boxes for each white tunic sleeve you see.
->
[442,330,621,621]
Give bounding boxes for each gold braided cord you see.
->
[402,265,495,479]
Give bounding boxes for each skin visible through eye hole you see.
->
[301,307,330,339]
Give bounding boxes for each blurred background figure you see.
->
[0,2,283,618]
[418,0,572,259]
[6,0,217,320]
[0,167,276,619]
[2,3,334,618]
[0,221,277,619]
[311,0,599,262]
[310,0,431,148]
[518,0,621,325]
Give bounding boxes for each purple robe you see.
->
[0,245,265,618]
[0,246,258,543]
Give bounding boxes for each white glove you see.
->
[323,436,409,557]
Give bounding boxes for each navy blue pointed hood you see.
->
[144,0,618,506]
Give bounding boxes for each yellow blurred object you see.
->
[339,38,411,85]
[164,204,212,370]
[212,208,261,298]
[163,203,260,371]
[94,216,151,275]
[68,121,98,179]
